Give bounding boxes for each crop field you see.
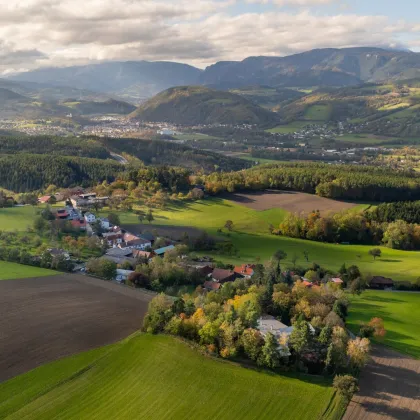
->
[347,291,420,358]
[0,206,39,231]
[0,274,152,382]
[227,190,358,215]
[0,261,55,280]
[0,334,342,420]
[112,197,420,282]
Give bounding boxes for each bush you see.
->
[333,375,359,402]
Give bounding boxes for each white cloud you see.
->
[0,0,418,73]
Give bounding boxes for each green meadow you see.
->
[0,206,39,231]
[0,334,343,420]
[303,104,332,121]
[347,291,420,358]
[0,261,55,280]
[119,198,420,283]
[267,121,308,133]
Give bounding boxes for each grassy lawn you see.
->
[173,133,221,141]
[116,198,420,282]
[0,206,39,231]
[347,291,420,358]
[0,334,342,420]
[0,261,55,280]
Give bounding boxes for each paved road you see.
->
[344,346,420,420]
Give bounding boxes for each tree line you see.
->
[199,162,420,201]
[366,201,420,224]
[275,210,420,250]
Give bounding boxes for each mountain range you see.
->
[7,47,420,100]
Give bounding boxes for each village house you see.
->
[121,233,151,250]
[369,276,394,290]
[132,249,155,261]
[138,232,155,244]
[203,280,222,291]
[234,264,255,279]
[71,218,87,231]
[84,212,96,224]
[211,268,236,284]
[38,195,54,204]
[102,231,124,247]
[154,245,175,257]
[99,217,111,230]
[330,278,344,287]
[115,269,134,283]
[55,208,69,220]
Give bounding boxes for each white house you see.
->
[116,269,134,282]
[84,212,96,223]
[99,217,111,230]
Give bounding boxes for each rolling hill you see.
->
[61,98,136,115]
[276,79,420,137]
[129,86,280,126]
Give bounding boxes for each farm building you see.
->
[369,276,394,289]
[234,264,255,279]
[154,245,175,257]
[211,268,236,283]
[203,281,221,291]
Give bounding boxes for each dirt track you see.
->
[0,274,153,382]
[227,190,357,215]
[344,345,420,420]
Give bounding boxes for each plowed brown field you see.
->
[0,274,153,382]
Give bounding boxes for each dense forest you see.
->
[101,137,250,172]
[0,154,122,192]
[200,162,420,202]
[0,135,110,159]
[366,201,420,224]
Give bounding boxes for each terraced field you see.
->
[0,334,342,420]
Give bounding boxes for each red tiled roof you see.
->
[331,278,344,284]
[302,280,313,288]
[212,268,235,282]
[38,195,52,203]
[234,264,255,276]
[71,219,86,228]
[204,281,221,291]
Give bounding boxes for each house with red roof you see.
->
[234,264,255,279]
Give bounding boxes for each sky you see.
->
[0,0,419,74]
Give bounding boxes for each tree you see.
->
[142,294,174,333]
[349,277,366,296]
[347,337,370,373]
[289,320,310,365]
[303,250,309,262]
[291,254,298,269]
[368,248,382,261]
[107,213,120,226]
[136,210,146,224]
[224,220,234,231]
[242,328,264,361]
[146,209,154,224]
[258,332,281,368]
[274,249,287,262]
[333,375,359,403]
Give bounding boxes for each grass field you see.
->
[0,261,55,280]
[0,334,343,420]
[0,206,39,231]
[267,121,308,133]
[347,291,420,358]
[115,198,420,282]
[303,104,331,121]
[333,134,398,145]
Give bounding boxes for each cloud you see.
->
[0,0,418,73]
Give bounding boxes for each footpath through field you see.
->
[344,345,420,420]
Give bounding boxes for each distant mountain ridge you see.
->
[6,47,420,100]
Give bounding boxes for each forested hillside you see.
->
[130,86,280,126]
[101,137,251,172]
[200,162,420,202]
[0,155,122,192]
[0,135,111,159]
